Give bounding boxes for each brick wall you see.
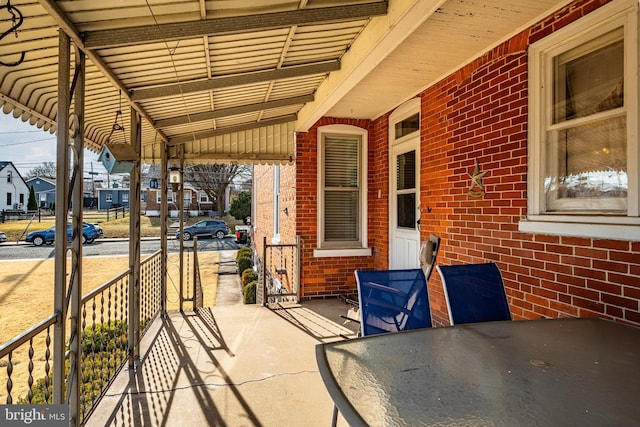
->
[252,0,640,327]
[417,0,640,327]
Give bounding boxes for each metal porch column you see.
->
[67,44,86,426]
[53,30,71,406]
[161,143,168,316]
[178,151,185,311]
[128,109,142,367]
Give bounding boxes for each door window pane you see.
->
[397,193,416,228]
[396,150,416,229]
[396,151,415,190]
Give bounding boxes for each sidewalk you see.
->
[87,250,355,426]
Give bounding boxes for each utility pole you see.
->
[88,162,99,196]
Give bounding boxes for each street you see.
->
[0,236,245,260]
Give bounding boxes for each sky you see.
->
[0,111,109,182]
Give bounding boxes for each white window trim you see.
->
[106,193,113,202]
[314,124,371,257]
[199,191,209,203]
[122,192,129,202]
[521,0,640,241]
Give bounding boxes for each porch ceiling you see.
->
[0,0,567,165]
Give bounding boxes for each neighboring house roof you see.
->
[0,161,29,186]
[25,176,56,186]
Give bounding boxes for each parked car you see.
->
[26,223,101,246]
[177,220,229,241]
[235,225,251,244]
[0,231,6,243]
[88,222,104,238]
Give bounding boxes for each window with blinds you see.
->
[321,134,361,247]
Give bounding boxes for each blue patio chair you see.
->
[436,262,512,325]
[341,235,440,335]
[355,268,432,336]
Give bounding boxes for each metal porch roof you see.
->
[0,0,569,165]
[0,0,386,164]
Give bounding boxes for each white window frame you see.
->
[199,191,209,203]
[122,192,129,203]
[314,124,371,257]
[521,0,640,241]
[106,193,113,203]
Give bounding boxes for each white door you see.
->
[390,138,420,269]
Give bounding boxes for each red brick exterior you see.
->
[253,0,640,327]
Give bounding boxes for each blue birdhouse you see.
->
[98,143,138,174]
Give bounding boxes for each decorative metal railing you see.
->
[79,269,130,421]
[193,243,204,310]
[0,250,164,424]
[140,250,163,333]
[260,236,301,306]
[0,313,59,404]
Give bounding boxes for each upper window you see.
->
[199,191,209,203]
[523,0,639,240]
[7,171,11,184]
[315,124,370,256]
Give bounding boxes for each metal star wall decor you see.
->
[468,159,487,197]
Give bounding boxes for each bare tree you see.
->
[184,164,250,214]
[26,161,56,179]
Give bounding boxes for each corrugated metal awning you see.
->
[0,0,387,164]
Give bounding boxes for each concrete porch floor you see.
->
[86,251,359,426]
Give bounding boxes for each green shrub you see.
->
[237,255,253,276]
[19,320,128,407]
[235,246,252,262]
[241,268,258,287]
[243,281,257,304]
[83,320,128,354]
